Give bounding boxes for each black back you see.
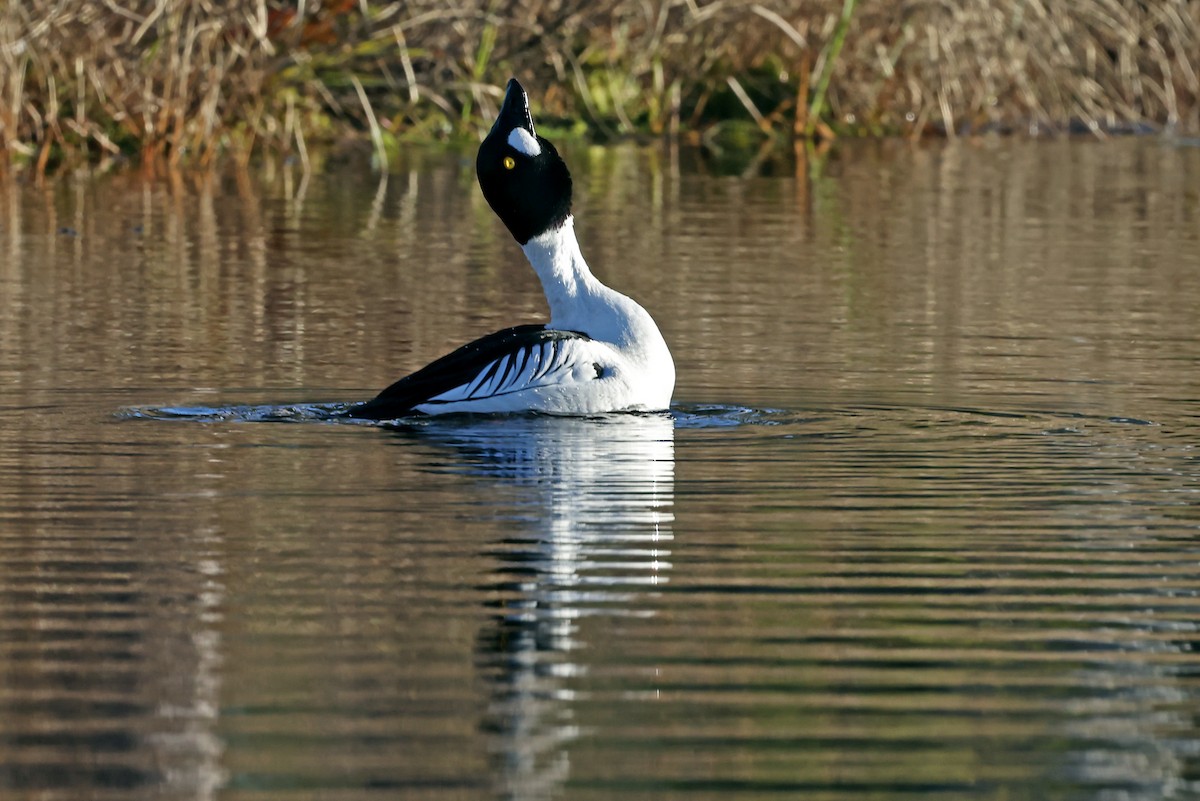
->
[343,325,590,419]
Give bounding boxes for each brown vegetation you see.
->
[1,0,1197,172]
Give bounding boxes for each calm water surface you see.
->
[1,139,1199,800]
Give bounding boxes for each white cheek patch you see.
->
[507,127,541,157]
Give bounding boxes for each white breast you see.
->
[515,217,675,412]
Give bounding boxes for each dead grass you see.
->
[2,0,1197,172]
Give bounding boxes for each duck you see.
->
[344,78,674,419]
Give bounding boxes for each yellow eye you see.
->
[502,155,516,170]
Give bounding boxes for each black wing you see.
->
[343,324,591,419]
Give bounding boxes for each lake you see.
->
[1,137,1198,800]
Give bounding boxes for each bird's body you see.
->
[345,79,673,419]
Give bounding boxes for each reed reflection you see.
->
[395,413,674,799]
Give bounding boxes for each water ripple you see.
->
[118,400,1157,432]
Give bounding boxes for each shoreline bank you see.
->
[2,1,1196,174]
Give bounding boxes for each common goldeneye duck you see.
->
[345,78,674,419]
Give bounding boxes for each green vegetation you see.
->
[1,0,1197,172]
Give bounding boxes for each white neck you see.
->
[519,214,675,400]
[520,215,609,333]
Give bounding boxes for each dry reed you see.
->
[2,0,1197,172]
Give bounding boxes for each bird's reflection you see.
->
[393,412,674,800]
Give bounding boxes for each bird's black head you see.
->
[476,79,572,245]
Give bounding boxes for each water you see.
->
[1,138,1199,800]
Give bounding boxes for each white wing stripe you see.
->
[426,339,585,405]
[526,343,544,381]
[532,342,557,381]
[513,344,533,384]
[497,351,525,394]
[462,362,493,399]
[483,354,514,396]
